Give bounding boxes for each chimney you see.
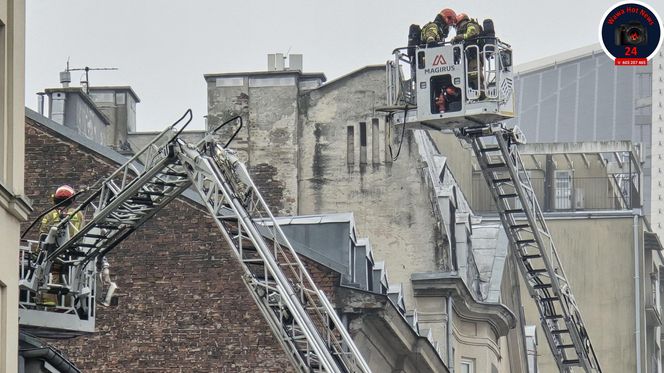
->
[36,92,46,115]
[59,70,71,88]
[288,54,303,71]
[267,53,286,71]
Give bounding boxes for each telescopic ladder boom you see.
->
[23,111,370,373]
[176,138,371,372]
[460,124,602,373]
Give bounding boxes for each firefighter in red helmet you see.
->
[39,185,84,237]
[37,185,85,306]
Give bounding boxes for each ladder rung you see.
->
[162,171,188,177]
[217,215,238,221]
[128,197,154,204]
[505,209,524,214]
[492,178,512,184]
[84,234,107,239]
[510,224,530,229]
[149,181,178,187]
[545,314,563,320]
[551,329,570,335]
[517,239,536,245]
[558,344,575,349]
[522,254,541,260]
[479,146,500,153]
[139,191,165,196]
[562,359,581,365]
[76,242,99,248]
[96,224,119,230]
[528,268,548,274]
[540,297,560,302]
[534,283,552,289]
[486,163,507,170]
[498,193,518,198]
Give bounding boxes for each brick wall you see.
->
[23,117,340,372]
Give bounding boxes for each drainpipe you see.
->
[634,214,642,373]
[447,296,454,372]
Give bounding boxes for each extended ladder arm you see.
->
[175,137,371,373]
[21,110,370,372]
[460,124,601,373]
[22,111,195,296]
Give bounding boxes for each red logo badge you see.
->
[432,54,447,66]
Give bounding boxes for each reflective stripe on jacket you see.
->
[39,209,84,237]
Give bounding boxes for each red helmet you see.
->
[456,13,469,24]
[440,8,457,25]
[54,185,75,205]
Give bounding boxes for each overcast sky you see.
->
[25,0,651,131]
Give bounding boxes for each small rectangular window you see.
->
[359,122,367,165]
[347,126,355,166]
[460,358,475,373]
[372,118,379,165]
[554,170,573,210]
[115,92,126,105]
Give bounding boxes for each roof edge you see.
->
[515,43,604,75]
[43,87,112,125]
[204,70,327,82]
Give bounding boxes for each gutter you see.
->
[19,332,81,373]
[634,214,642,373]
[447,296,454,372]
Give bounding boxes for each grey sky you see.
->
[26,0,652,131]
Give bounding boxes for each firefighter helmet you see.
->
[440,8,457,25]
[53,185,75,205]
[456,13,469,25]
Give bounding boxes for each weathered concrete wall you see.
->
[207,75,299,215]
[430,131,473,199]
[520,216,641,372]
[248,82,299,215]
[64,93,110,146]
[298,68,445,306]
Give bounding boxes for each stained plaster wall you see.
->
[520,217,641,372]
[297,68,445,306]
[207,75,299,215]
[63,93,109,146]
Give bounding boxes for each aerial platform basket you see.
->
[380,38,515,130]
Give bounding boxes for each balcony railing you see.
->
[471,175,640,214]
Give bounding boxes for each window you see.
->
[371,118,379,165]
[346,126,355,166]
[554,170,573,210]
[460,358,475,373]
[359,122,367,165]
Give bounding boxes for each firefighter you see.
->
[421,8,456,44]
[451,13,484,96]
[37,185,84,306]
[39,185,84,238]
[438,8,457,29]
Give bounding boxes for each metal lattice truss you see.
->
[22,113,195,297]
[176,140,370,373]
[462,124,602,373]
[22,109,370,372]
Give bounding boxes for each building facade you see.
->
[0,1,28,372]
[29,46,664,372]
[205,58,531,372]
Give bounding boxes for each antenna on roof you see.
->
[66,63,119,94]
